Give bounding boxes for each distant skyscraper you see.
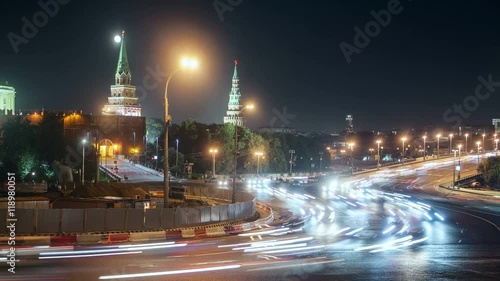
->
[224,60,244,126]
[346,114,354,133]
[0,82,15,115]
[103,30,141,116]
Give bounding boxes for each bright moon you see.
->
[114,35,121,43]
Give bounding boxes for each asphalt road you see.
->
[2,155,499,280]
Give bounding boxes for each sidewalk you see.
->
[438,185,500,198]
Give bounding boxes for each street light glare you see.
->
[114,35,122,43]
[181,57,198,69]
[245,104,254,110]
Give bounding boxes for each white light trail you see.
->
[99,264,241,279]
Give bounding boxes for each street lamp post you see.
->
[477,141,481,162]
[163,57,198,208]
[289,149,295,175]
[422,136,427,161]
[155,137,159,170]
[348,143,355,174]
[255,152,263,176]
[82,139,86,185]
[482,133,486,153]
[232,105,254,203]
[209,149,218,177]
[449,133,453,156]
[376,140,381,168]
[401,137,407,165]
[175,139,179,177]
[133,132,136,161]
[457,144,462,181]
[496,139,499,156]
[452,149,457,189]
[318,152,324,172]
[465,133,469,154]
[436,134,441,158]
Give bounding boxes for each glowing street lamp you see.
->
[163,57,198,208]
[209,148,218,177]
[401,137,407,165]
[457,144,462,180]
[232,104,255,203]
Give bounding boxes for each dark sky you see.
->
[1,0,500,132]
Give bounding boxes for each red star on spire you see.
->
[122,30,125,37]
[234,60,238,65]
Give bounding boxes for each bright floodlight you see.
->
[114,35,122,43]
[402,137,407,141]
[181,58,198,69]
[82,139,87,144]
[245,104,254,110]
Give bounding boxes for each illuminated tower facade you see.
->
[103,30,141,116]
[0,82,15,115]
[346,114,354,133]
[224,60,245,126]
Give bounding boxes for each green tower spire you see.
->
[233,59,238,79]
[115,30,131,85]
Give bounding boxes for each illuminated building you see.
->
[0,82,15,115]
[224,60,245,126]
[103,30,141,116]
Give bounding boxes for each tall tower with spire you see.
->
[223,60,244,126]
[103,30,141,116]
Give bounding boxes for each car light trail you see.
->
[345,227,364,236]
[99,264,241,279]
[382,225,396,234]
[39,251,142,259]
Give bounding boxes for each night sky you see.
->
[1,0,500,132]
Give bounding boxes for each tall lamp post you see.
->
[496,139,499,156]
[494,134,497,153]
[163,57,198,208]
[318,152,324,172]
[255,152,264,176]
[232,104,254,203]
[82,139,86,184]
[348,143,355,174]
[477,141,481,162]
[452,149,457,188]
[436,134,441,158]
[175,139,179,177]
[133,132,136,161]
[449,133,453,156]
[465,133,469,154]
[457,144,462,180]
[422,136,427,161]
[289,149,295,175]
[482,133,486,153]
[209,148,218,177]
[401,137,407,165]
[155,137,159,170]
[376,140,382,168]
